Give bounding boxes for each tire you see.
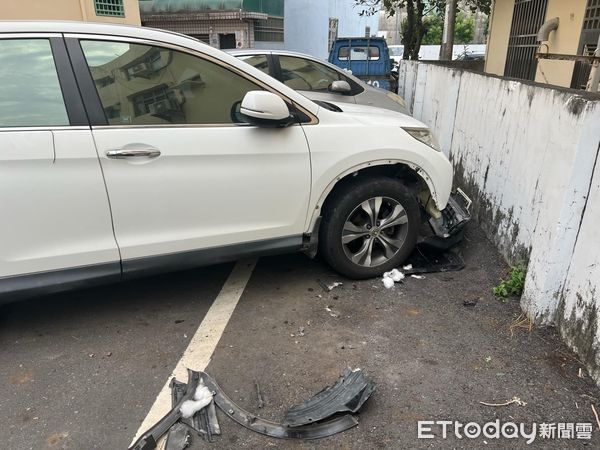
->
[319,177,420,279]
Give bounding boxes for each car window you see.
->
[238,54,270,74]
[0,39,69,127]
[278,56,342,91]
[80,40,263,126]
[338,46,380,61]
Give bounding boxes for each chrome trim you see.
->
[92,123,266,130]
[106,149,161,158]
[0,33,62,38]
[65,33,319,126]
[0,126,90,132]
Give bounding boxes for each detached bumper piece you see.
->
[282,368,375,427]
[131,369,373,448]
[202,369,374,440]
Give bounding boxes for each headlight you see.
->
[402,127,441,152]
[386,91,407,108]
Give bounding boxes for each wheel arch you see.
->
[306,160,438,235]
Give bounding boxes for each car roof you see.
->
[0,21,319,115]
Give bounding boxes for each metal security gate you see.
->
[504,0,549,80]
[571,0,600,89]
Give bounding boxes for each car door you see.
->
[0,36,120,296]
[68,36,311,276]
[276,55,358,105]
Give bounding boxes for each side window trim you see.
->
[64,35,317,126]
[49,37,89,127]
[64,38,109,126]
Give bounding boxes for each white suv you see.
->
[0,22,469,302]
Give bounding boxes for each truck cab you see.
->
[328,37,397,93]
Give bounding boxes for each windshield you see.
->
[338,46,380,61]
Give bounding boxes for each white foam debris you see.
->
[403,264,413,271]
[411,275,425,280]
[382,276,395,289]
[384,269,405,282]
[179,384,213,418]
[382,269,405,288]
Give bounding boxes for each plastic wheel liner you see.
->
[282,368,375,427]
[200,371,364,439]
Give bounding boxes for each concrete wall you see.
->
[1,0,141,24]
[398,60,600,382]
[284,0,379,60]
[485,0,587,88]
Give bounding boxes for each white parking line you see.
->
[131,259,257,443]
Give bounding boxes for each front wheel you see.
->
[319,177,420,279]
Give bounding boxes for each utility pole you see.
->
[440,0,458,60]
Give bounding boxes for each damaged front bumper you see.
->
[421,188,472,249]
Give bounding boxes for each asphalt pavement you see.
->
[1,224,599,449]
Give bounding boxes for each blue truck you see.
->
[328,37,398,93]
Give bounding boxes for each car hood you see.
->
[322,101,427,128]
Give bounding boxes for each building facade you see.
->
[284,0,379,60]
[485,0,599,89]
[139,0,284,50]
[2,0,141,24]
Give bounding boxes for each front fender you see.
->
[305,156,452,233]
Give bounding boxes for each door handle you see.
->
[106,148,161,159]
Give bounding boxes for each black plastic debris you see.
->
[282,368,375,427]
[165,423,191,450]
[129,369,202,450]
[201,369,373,440]
[403,244,465,275]
[132,369,373,446]
[171,379,220,442]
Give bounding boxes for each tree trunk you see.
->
[440,0,458,60]
[403,0,415,60]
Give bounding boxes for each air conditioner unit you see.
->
[128,62,154,78]
[148,99,177,116]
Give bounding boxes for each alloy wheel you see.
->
[341,196,409,267]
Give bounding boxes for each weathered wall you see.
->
[535,0,587,87]
[398,60,600,381]
[1,0,141,24]
[485,0,587,88]
[484,0,514,76]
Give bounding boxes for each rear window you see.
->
[0,39,69,127]
[338,46,380,61]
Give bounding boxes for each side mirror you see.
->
[329,80,352,94]
[240,91,295,127]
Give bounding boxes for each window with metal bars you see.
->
[504,0,549,81]
[571,0,600,89]
[254,17,284,42]
[583,0,600,31]
[95,0,125,17]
